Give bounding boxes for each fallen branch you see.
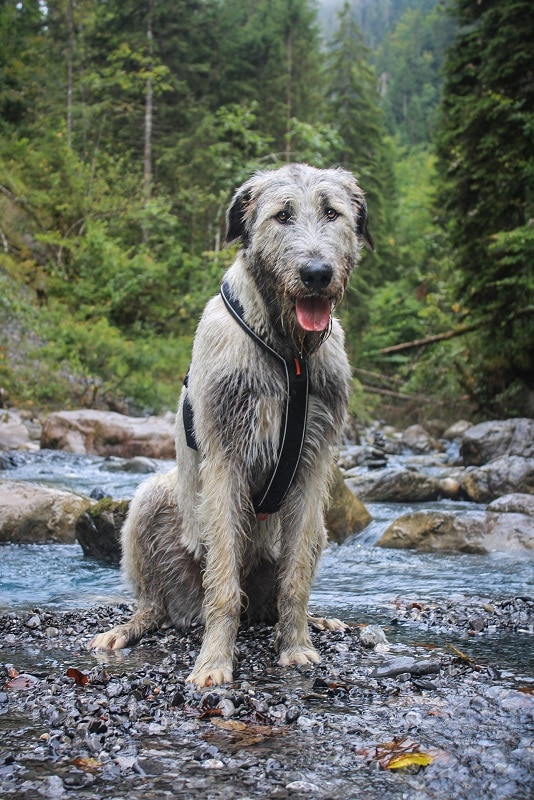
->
[375,321,483,355]
[360,384,435,403]
[375,306,533,356]
[353,367,404,388]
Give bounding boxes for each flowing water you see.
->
[1,451,532,671]
[1,451,533,800]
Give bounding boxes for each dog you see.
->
[90,163,371,688]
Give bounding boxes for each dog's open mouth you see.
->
[295,296,332,332]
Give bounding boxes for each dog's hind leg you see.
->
[307,614,350,632]
[89,604,167,651]
[89,469,201,652]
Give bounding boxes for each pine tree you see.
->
[436,0,534,414]
[213,0,323,155]
[325,2,395,281]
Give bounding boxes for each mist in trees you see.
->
[0,0,532,419]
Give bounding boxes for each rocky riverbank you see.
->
[1,410,533,797]
[1,599,533,800]
[1,412,533,554]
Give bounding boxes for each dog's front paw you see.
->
[278,646,321,667]
[186,661,233,689]
[88,628,128,651]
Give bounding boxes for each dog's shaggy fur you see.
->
[90,163,371,688]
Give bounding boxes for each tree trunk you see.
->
[66,0,75,148]
[142,0,154,243]
[285,29,293,163]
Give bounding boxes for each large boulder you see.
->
[460,456,534,503]
[0,411,30,450]
[41,409,176,459]
[75,498,129,564]
[325,466,371,544]
[0,480,92,544]
[345,467,442,503]
[442,420,472,440]
[485,493,534,552]
[377,509,487,554]
[377,494,534,554]
[401,424,443,454]
[460,418,534,466]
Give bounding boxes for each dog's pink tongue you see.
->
[296,297,331,332]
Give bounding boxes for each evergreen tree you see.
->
[325,2,396,277]
[436,0,534,414]
[214,0,323,154]
[0,1,42,131]
[375,3,455,144]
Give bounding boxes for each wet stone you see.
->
[371,656,416,678]
[358,624,389,648]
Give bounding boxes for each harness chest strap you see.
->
[182,281,309,518]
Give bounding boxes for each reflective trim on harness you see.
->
[182,281,309,518]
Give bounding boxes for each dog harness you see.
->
[183,281,309,519]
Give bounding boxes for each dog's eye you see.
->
[275,210,291,224]
[325,208,339,221]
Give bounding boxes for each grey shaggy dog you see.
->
[90,163,372,688]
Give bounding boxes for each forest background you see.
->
[0,0,532,425]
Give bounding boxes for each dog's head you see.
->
[226,163,372,351]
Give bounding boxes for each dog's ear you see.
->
[226,185,253,245]
[335,168,373,251]
[356,199,373,251]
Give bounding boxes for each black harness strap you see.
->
[182,369,197,451]
[182,281,309,518]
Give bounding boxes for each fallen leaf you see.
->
[312,677,349,693]
[387,752,433,770]
[71,757,100,772]
[204,716,286,752]
[211,719,276,737]
[374,737,433,771]
[66,667,88,686]
[198,707,223,720]
[211,719,249,732]
[6,673,39,690]
[446,643,482,671]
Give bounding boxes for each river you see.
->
[1,450,533,800]
[1,450,532,672]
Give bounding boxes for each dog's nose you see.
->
[300,260,333,291]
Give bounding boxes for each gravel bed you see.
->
[388,596,534,636]
[1,602,533,800]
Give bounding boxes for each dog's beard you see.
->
[248,260,341,356]
[279,294,335,357]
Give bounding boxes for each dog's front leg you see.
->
[275,495,326,668]
[186,462,247,689]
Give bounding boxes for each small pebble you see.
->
[286,780,320,793]
[218,698,236,717]
[359,624,388,648]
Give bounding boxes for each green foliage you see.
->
[435,0,534,414]
[38,311,191,411]
[1,0,530,421]
[375,3,456,144]
[325,3,396,279]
